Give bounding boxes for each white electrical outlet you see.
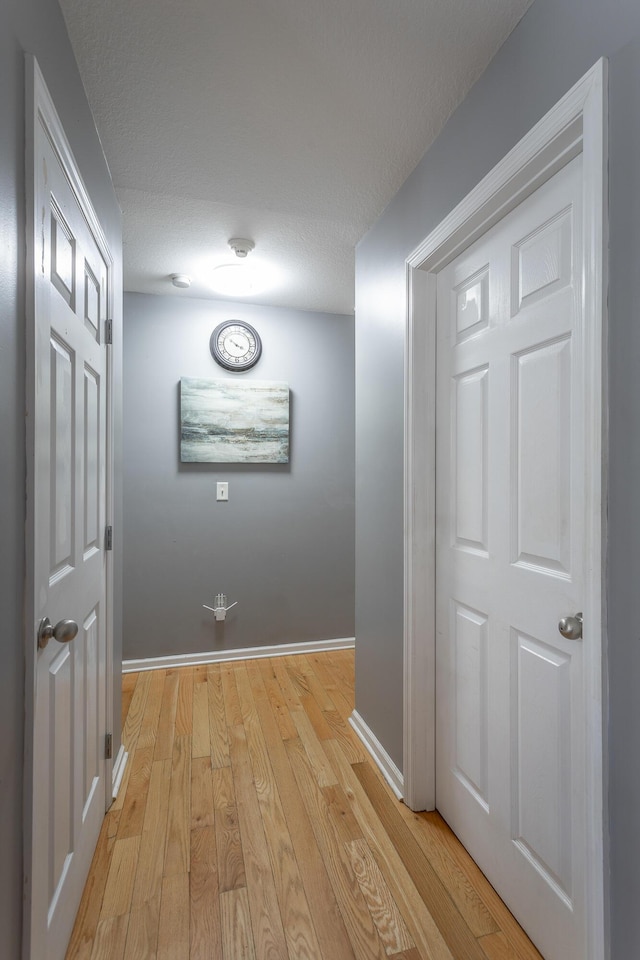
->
[216,482,229,501]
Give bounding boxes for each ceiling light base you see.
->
[229,238,255,259]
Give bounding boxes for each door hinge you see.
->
[105,525,113,551]
[105,733,113,760]
[105,318,113,344]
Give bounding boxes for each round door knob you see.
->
[558,612,583,640]
[38,617,79,649]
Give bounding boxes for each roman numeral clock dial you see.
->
[210,320,262,371]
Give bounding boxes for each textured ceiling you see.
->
[59,0,532,315]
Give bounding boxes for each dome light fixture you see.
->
[171,273,191,289]
[209,238,269,297]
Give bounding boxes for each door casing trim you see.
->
[403,58,607,960]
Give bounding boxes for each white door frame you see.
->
[403,59,607,959]
[23,55,115,958]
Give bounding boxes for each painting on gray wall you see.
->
[180,377,290,463]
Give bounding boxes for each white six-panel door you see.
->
[27,65,110,960]
[435,155,586,960]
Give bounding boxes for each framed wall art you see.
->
[180,377,289,463]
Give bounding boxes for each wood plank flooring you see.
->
[66,650,543,960]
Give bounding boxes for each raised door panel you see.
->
[512,208,572,316]
[453,602,489,810]
[83,262,101,342]
[453,267,490,343]
[452,366,489,555]
[83,365,101,558]
[49,645,74,911]
[512,631,572,904]
[511,336,572,577]
[81,607,101,822]
[50,336,76,584]
[50,203,75,308]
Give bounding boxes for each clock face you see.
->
[210,321,262,371]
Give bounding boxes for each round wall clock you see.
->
[210,320,262,371]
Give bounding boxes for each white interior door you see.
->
[26,65,111,960]
[435,155,588,960]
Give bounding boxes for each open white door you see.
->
[24,59,113,960]
[435,154,586,960]
[404,61,607,960]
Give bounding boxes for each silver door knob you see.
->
[558,612,583,640]
[38,617,79,649]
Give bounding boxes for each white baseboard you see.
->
[112,745,128,800]
[349,710,404,801]
[122,636,355,674]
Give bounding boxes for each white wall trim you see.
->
[122,637,355,673]
[349,711,404,800]
[111,747,128,801]
[403,58,607,960]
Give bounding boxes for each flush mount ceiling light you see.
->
[209,238,270,297]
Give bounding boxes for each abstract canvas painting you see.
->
[180,377,290,463]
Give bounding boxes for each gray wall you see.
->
[123,292,354,660]
[354,0,640,954]
[0,2,122,956]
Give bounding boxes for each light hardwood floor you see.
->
[66,650,543,960]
